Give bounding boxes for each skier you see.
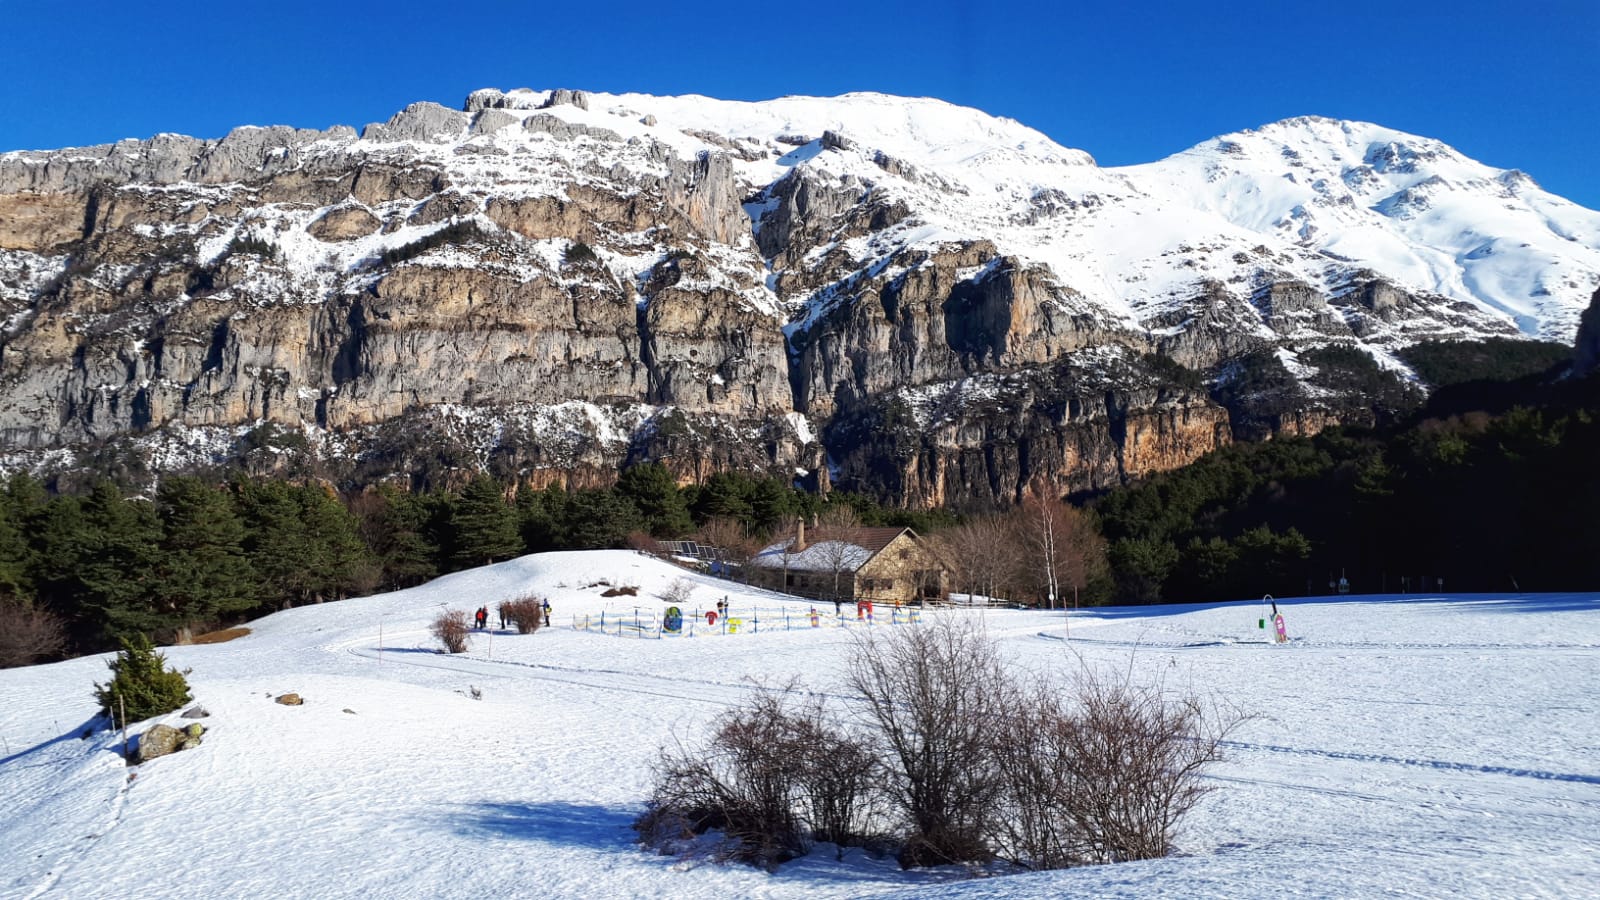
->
[497,604,507,630]
[541,598,552,627]
[474,607,487,630]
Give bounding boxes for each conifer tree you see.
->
[295,483,374,601]
[149,477,258,633]
[364,485,442,588]
[76,480,162,639]
[237,478,308,606]
[563,488,644,549]
[94,633,191,727]
[615,462,693,538]
[747,477,798,536]
[516,484,566,552]
[0,495,31,599]
[449,475,522,567]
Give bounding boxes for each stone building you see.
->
[748,523,948,606]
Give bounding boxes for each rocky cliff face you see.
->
[0,90,1591,506]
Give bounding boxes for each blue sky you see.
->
[2,1,1595,207]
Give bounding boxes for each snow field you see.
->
[1,552,1597,898]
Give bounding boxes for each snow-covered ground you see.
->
[2,551,1596,898]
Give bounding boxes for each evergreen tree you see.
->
[76,480,162,640]
[516,484,566,552]
[563,488,643,549]
[691,471,752,524]
[615,462,693,538]
[0,494,31,599]
[353,485,442,589]
[28,494,92,613]
[94,633,191,727]
[295,483,374,601]
[449,475,522,567]
[747,477,798,536]
[149,477,257,633]
[237,478,311,606]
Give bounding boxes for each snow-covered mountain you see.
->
[0,90,1595,503]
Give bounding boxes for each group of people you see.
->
[471,599,552,631]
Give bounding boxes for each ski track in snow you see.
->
[2,551,1597,899]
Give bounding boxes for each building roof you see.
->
[749,526,914,573]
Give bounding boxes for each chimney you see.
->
[795,519,806,552]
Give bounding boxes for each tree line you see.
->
[4,343,1596,666]
[0,467,950,666]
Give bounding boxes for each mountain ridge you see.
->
[0,88,1594,505]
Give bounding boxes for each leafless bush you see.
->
[431,609,471,653]
[627,531,664,554]
[658,578,695,606]
[786,694,885,853]
[1052,668,1239,862]
[846,619,1015,867]
[992,667,1243,868]
[639,686,812,868]
[499,596,545,634]
[0,600,67,668]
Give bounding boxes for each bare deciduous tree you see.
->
[934,516,1021,605]
[811,505,865,603]
[1009,497,1107,608]
[0,599,67,668]
[697,516,759,581]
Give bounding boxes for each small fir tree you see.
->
[94,633,191,727]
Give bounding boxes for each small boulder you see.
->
[275,693,303,706]
[180,706,209,719]
[137,724,183,762]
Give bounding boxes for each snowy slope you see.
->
[476,91,1600,339]
[1127,117,1600,338]
[2,551,1597,899]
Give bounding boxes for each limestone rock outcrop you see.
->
[0,89,1554,508]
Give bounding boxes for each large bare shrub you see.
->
[431,609,471,653]
[639,687,812,867]
[992,667,1243,868]
[1054,669,1238,862]
[0,600,67,668]
[499,596,545,634]
[787,696,884,853]
[846,619,1015,867]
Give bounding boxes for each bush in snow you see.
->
[94,633,192,728]
[991,669,1242,865]
[500,596,545,634]
[431,609,472,653]
[846,618,1013,868]
[640,688,807,867]
[657,578,694,606]
[639,686,865,868]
